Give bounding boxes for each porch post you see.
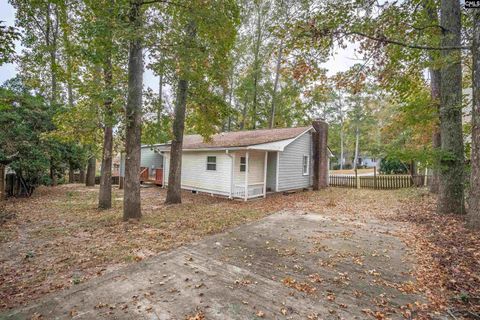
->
[244,151,249,201]
[230,152,235,199]
[162,153,166,188]
[275,151,280,192]
[263,151,268,198]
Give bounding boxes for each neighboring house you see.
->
[357,156,379,168]
[337,154,380,169]
[119,122,331,200]
[120,146,164,184]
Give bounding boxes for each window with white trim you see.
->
[240,157,246,172]
[206,156,217,171]
[302,155,309,175]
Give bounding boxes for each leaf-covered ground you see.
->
[0,185,479,318]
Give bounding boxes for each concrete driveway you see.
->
[4,212,424,319]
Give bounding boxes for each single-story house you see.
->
[359,156,379,168]
[120,121,331,200]
[337,153,380,169]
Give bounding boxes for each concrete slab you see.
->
[3,212,424,319]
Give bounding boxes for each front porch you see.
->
[140,167,164,185]
[230,150,277,201]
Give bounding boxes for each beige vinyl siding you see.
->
[266,151,277,191]
[141,147,163,169]
[277,131,313,191]
[232,150,265,186]
[163,151,232,196]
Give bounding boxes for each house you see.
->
[119,147,165,185]
[336,153,380,169]
[119,120,330,200]
[357,156,379,168]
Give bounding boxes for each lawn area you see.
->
[1,184,479,317]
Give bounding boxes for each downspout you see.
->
[226,150,234,199]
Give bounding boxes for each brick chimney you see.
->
[312,119,328,190]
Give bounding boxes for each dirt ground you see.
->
[1,184,479,319]
[4,211,424,319]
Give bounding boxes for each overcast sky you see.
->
[0,0,360,90]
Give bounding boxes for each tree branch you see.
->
[345,30,471,51]
[140,0,188,8]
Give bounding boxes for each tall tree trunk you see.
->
[0,164,5,201]
[165,79,188,204]
[221,90,228,131]
[158,73,163,124]
[79,166,86,183]
[430,130,441,192]
[165,21,195,204]
[98,14,114,210]
[123,0,143,220]
[468,9,480,227]
[438,0,465,214]
[46,3,59,105]
[410,160,417,175]
[251,6,262,130]
[99,124,113,208]
[68,163,74,183]
[353,127,360,170]
[59,2,74,108]
[240,96,247,130]
[50,164,57,186]
[227,68,234,132]
[86,156,96,186]
[269,40,283,129]
[340,123,344,170]
[157,31,164,126]
[425,1,441,194]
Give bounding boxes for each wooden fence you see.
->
[329,174,431,190]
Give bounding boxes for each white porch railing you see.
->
[233,182,264,199]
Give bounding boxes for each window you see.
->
[302,155,309,175]
[206,156,217,171]
[240,157,246,172]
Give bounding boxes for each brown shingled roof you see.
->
[180,126,312,149]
